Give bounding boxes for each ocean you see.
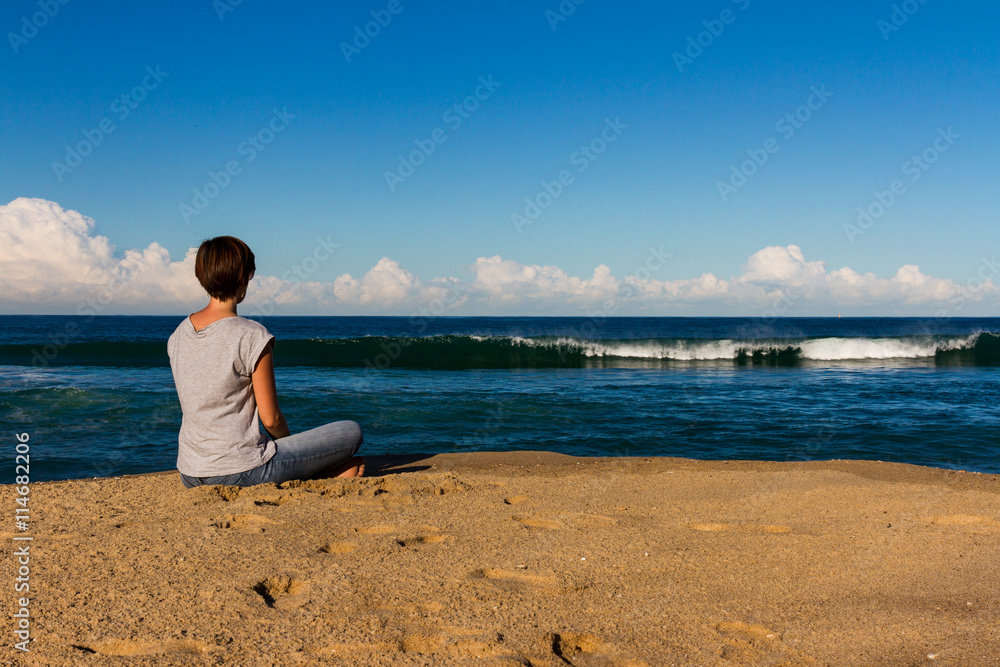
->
[3,315,999,483]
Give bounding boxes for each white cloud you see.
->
[469,256,619,304]
[739,244,827,287]
[339,257,419,305]
[0,198,204,313]
[1,198,997,315]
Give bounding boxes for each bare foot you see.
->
[332,456,365,479]
[310,457,365,480]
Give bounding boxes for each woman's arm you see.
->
[251,342,290,439]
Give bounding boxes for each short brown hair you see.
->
[195,236,256,301]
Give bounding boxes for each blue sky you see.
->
[2,0,999,315]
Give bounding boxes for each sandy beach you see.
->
[3,453,999,666]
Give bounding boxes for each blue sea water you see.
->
[2,315,999,483]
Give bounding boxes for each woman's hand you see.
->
[252,342,290,439]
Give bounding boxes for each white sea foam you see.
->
[577,339,740,360]
[512,333,984,361]
[798,334,979,360]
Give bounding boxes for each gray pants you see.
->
[180,420,362,488]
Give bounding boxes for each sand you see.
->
[3,452,999,666]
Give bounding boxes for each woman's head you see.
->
[195,236,256,302]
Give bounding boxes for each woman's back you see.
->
[167,315,276,477]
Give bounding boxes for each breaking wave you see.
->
[6,332,999,369]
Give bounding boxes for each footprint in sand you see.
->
[688,522,792,534]
[212,514,280,533]
[356,524,396,535]
[313,474,473,499]
[398,534,449,547]
[715,621,814,665]
[253,575,310,610]
[252,494,294,507]
[319,541,356,554]
[73,639,210,657]
[548,631,607,662]
[514,516,563,530]
[476,567,558,588]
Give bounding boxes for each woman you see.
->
[167,235,364,487]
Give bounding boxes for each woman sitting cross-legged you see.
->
[167,235,364,488]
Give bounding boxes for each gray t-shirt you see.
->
[167,315,277,476]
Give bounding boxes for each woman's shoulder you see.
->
[167,316,194,345]
[231,316,274,340]
[234,315,270,330]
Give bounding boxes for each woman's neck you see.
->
[205,297,239,316]
[190,297,240,331]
